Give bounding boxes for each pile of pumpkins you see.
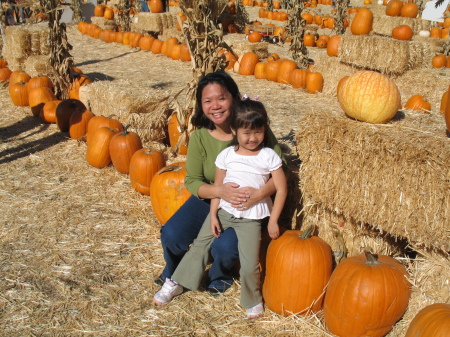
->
[1,63,192,226]
[77,21,191,62]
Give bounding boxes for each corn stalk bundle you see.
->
[333,0,349,35]
[286,0,309,69]
[116,0,132,32]
[170,0,233,153]
[41,0,73,99]
[71,0,82,23]
[234,0,249,32]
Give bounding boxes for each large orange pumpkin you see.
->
[9,81,29,106]
[129,148,166,195]
[351,8,373,35]
[337,70,401,124]
[324,250,411,337]
[109,125,143,174]
[404,303,450,337]
[69,108,95,140]
[86,127,119,168]
[238,52,259,76]
[150,162,192,225]
[29,87,57,117]
[276,59,298,84]
[305,71,324,94]
[265,60,281,82]
[262,227,333,316]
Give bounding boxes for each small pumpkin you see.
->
[404,94,431,113]
[337,70,401,124]
[392,25,413,40]
[324,250,411,337]
[109,125,143,174]
[69,108,95,140]
[40,100,62,123]
[262,227,333,316]
[148,0,164,13]
[385,0,404,16]
[248,31,263,43]
[129,148,166,195]
[405,303,450,337]
[0,58,8,68]
[29,87,57,117]
[400,3,418,18]
[0,68,12,83]
[150,162,192,225]
[306,71,324,94]
[432,54,447,68]
[86,127,119,168]
[327,35,341,57]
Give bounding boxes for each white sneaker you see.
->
[153,278,183,306]
[247,302,264,319]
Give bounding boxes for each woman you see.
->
[157,71,285,293]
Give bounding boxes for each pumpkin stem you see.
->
[299,225,315,239]
[121,124,131,135]
[364,249,380,265]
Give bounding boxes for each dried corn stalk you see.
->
[41,0,74,99]
[71,0,82,23]
[266,0,274,12]
[116,0,132,32]
[286,0,309,69]
[234,0,249,32]
[169,0,232,153]
[333,0,349,35]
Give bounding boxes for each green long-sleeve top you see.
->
[184,127,286,198]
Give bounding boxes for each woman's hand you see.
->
[236,186,261,209]
[219,182,249,207]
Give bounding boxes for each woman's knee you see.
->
[211,228,239,260]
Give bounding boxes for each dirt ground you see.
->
[1,4,450,337]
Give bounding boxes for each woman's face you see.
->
[201,83,233,128]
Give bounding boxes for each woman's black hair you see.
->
[191,71,241,130]
[230,98,270,148]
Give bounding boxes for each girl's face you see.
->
[201,83,233,128]
[235,126,265,154]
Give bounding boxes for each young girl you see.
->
[153,98,287,319]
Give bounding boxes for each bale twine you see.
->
[90,16,117,31]
[79,80,171,144]
[373,15,434,36]
[339,35,410,74]
[23,54,52,77]
[296,109,450,253]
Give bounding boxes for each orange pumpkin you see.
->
[405,303,450,337]
[69,74,92,100]
[386,0,404,16]
[262,227,333,316]
[129,148,166,195]
[238,52,259,76]
[86,127,119,168]
[327,35,341,57]
[440,90,448,115]
[0,68,12,83]
[432,54,447,68]
[277,59,298,84]
[400,3,418,18]
[404,94,431,113]
[290,69,308,89]
[139,36,155,51]
[27,75,53,93]
[248,31,263,43]
[151,39,164,54]
[109,125,143,174]
[254,62,268,79]
[351,8,373,35]
[149,0,164,13]
[9,81,29,106]
[265,61,281,82]
[337,70,401,124]
[69,108,95,140]
[392,25,413,40]
[0,58,8,68]
[150,162,192,225]
[444,85,450,133]
[29,87,57,117]
[306,71,324,94]
[40,100,62,123]
[86,114,123,144]
[324,250,411,337]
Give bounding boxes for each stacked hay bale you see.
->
[90,16,118,31]
[78,80,171,144]
[296,108,450,256]
[2,23,51,76]
[131,12,177,34]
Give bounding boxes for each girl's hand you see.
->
[268,221,280,240]
[210,216,222,238]
[220,182,249,207]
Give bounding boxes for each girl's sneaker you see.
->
[153,278,183,305]
[247,302,264,319]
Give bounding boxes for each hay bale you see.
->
[339,35,411,74]
[229,40,269,59]
[296,109,450,253]
[373,15,434,36]
[158,27,183,42]
[90,16,117,31]
[79,80,171,144]
[23,54,52,77]
[133,12,176,32]
[4,25,31,59]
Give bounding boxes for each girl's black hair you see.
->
[191,71,241,130]
[230,99,270,148]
